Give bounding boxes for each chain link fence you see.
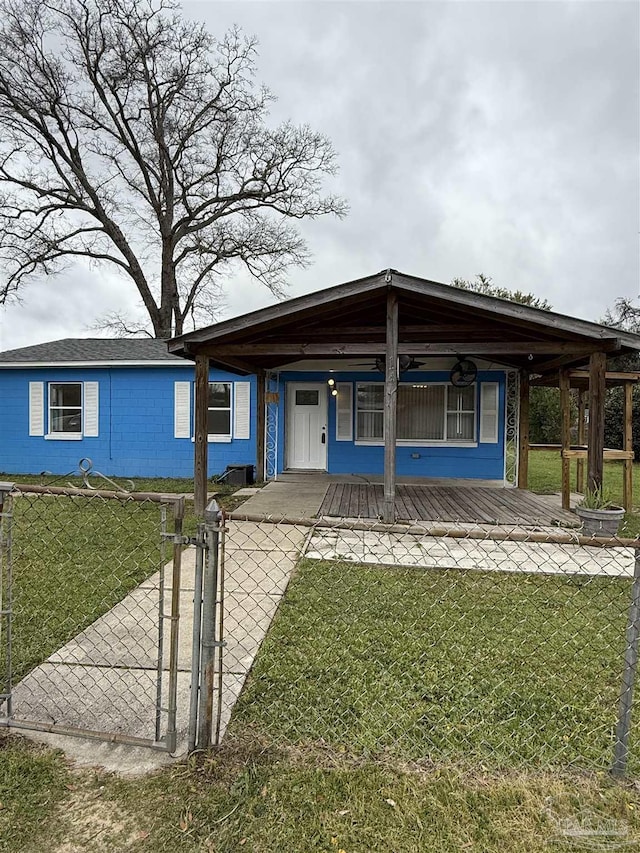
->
[0,483,185,750]
[216,513,640,776]
[3,480,640,776]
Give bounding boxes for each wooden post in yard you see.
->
[587,351,607,493]
[517,370,530,489]
[256,370,266,483]
[623,381,634,513]
[194,354,209,516]
[576,389,587,494]
[559,369,571,510]
[383,291,399,524]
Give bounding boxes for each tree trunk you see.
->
[158,239,177,339]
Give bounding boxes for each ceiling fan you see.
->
[450,358,478,387]
[354,355,427,374]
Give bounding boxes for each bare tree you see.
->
[0,0,347,337]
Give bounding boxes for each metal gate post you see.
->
[164,496,185,753]
[197,499,222,749]
[0,483,14,722]
[188,522,205,752]
[612,546,640,777]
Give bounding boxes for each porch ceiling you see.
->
[168,269,640,376]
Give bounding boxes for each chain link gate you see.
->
[0,481,185,751]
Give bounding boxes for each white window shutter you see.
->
[29,382,45,436]
[174,381,191,438]
[83,382,99,436]
[480,382,499,443]
[336,382,353,441]
[233,382,251,439]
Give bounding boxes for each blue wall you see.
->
[0,365,506,481]
[277,370,506,480]
[0,366,257,479]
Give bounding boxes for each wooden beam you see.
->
[212,340,622,357]
[383,292,399,524]
[532,370,640,388]
[623,381,634,512]
[587,351,607,492]
[194,354,209,516]
[571,370,640,383]
[563,449,633,460]
[559,369,572,510]
[517,371,530,489]
[576,390,587,493]
[256,371,266,483]
[264,324,526,341]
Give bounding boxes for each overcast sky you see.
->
[1,0,638,351]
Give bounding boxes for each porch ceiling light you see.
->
[327,378,335,386]
[331,388,338,396]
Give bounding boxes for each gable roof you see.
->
[168,269,640,375]
[0,338,185,367]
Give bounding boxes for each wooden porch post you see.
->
[194,354,209,516]
[576,389,587,493]
[587,351,606,493]
[256,370,266,483]
[383,291,399,524]
[559,369,571,510]
[623,381,633,512]
[517,370,530,489]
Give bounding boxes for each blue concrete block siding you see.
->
[276,370,507,480]
[0,366,257,479]
[0,365,505,480]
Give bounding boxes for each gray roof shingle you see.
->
[0,338,185,363]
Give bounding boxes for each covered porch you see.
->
[168,269,640,522]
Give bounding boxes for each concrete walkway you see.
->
[306,526,636,577]
[230,480,329,518]
[12,520,308,773]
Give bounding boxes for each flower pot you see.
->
[575,505,625,538]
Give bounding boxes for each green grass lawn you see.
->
[2,731,640,852]
[232,557,632,772]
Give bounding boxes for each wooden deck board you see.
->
[318,483,578,527]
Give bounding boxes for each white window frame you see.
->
[46,381,83,441]
[445,384,477,443]
[354,381,478,447]
[206,381,233,443]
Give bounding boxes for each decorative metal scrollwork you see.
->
[264,372,279,481]
[77,458,135,493]
[504,371,520,487]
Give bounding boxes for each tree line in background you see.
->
[452,277,640,462]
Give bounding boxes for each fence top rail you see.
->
[229,511,640,550]
[10,482,185,508]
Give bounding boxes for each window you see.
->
[295,389,319,405]
[49,383,82,434]
[356,384,384,441]
[355,382,477,443]
[175,380,251,441]
[208,382,232,437]
[446,385,476,441]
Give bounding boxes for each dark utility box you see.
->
[224,464,255,486]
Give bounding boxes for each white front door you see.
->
[286,383,328,470]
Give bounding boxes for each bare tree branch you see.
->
[0,0,347,336]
